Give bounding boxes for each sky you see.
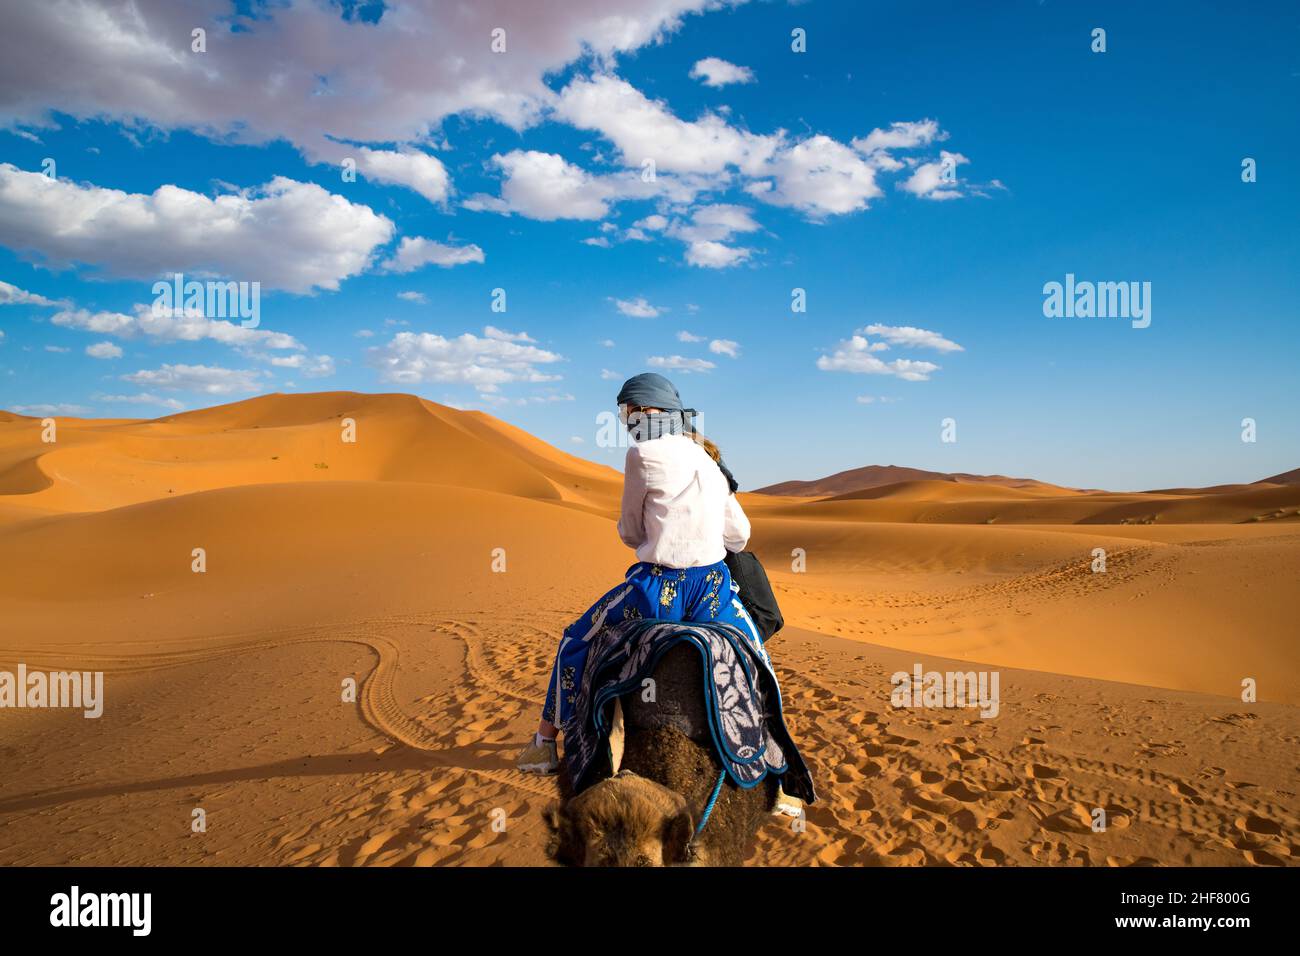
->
[0,0,1296,492]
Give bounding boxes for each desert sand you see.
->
[0,392,1296,866]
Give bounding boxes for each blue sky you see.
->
[0,0,1296,491]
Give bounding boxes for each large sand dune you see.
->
[0,392,1295,867]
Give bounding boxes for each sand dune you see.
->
[0,392,622,518]
[0,391,1295,867]
[755,464,1077,497]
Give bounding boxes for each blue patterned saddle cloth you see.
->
[561,618,816,803]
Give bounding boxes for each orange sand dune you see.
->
[748,482,1300,526]
[0,392,622,518]
[754,463,1078,497]
[0,391,1295,867]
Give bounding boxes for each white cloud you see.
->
[396,291,428,304]
[633,214,668,231]
[612,296,662,318]
[44,345,69,353]
[51,304,302,351]
[555,74,779,176]
[0,1,732,180]
[852,119,943,155]
[367,327,562,393]
[10,402,92,416]
[677,330,703,342]
[0,279,63,307]
[467,150,614,221]
[746,135,881,217]
[647,354,715,373]
[689,57,755,88]
[262,353,335,377]
[484,326,536,343]
[350,147,451,205]
[85,341,122,359]
[667,204,758,268]
[355,329,375,338]
[381,236,484,273]
[816,335,941,381]
[600,368,620,379]
[96,391,185,410]
[860,324,964,352]
[684,240,750,269]
[899,150,970,201]
[464,149,703,222]
[708,338,740,358]
[122,363,267,394]
[0,165,393,293]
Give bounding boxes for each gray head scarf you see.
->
[616,372,739,493]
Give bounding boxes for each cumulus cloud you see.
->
[0,0,732,179]
[0,279,64,307]
[51,304,302,351]
[95,391,185,410]
[555,74,779,176]
[677,330,703,342]
[85,341,122,359]
[612,296,662,318]
[381,236,485,273]
[860,324,964,352]
[816,335,942,381]
[684,240,750,269]
[708,338,740,358]
[11,402,93,416]
[346,147,451,205]
[467,150,615,220]
[667,203,759,268]
[647,354,715,373]
[397,291,428,304]
[746,135,882,217]
[464,149,704,221]
[260,353,335,377]
[0,165,393,293]
[121,363,266,394]
[852,119,944,156]
[898,150,970,201]
[367,327,562,393]
[689,57,755,87]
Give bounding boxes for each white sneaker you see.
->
[516,735,559,775]
[773,784,803,817]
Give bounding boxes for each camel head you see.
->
[545,770,695,866]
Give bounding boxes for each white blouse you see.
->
[616,434,751,568]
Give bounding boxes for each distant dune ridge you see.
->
[0,391,1297,867]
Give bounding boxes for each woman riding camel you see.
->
[517,372,761,775]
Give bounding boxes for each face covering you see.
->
[616,372,741,494]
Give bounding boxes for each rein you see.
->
[685,769,728,861]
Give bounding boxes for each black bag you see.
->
[724,550,784,642]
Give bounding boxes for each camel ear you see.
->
[543,801,571,864]
[662,809,694,865]
[542,801,563,834]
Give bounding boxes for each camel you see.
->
[545,642,779,866]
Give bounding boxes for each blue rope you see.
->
[694,769,727,838]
